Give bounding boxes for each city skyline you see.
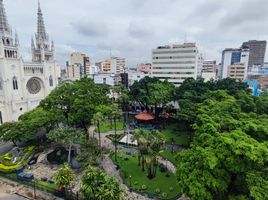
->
[4,0,268,67]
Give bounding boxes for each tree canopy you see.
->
[176,90,268,200]
[40,77,111,133]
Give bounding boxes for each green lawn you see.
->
[114,152,180,199]
[160,150,179,166]
[99,120,124,133]
[160,123,191,146]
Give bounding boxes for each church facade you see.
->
[0,0,60,124]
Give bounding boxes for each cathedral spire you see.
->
[0,0,11,36]
[37,0,47,41]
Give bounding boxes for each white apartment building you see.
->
[151,43,199,87]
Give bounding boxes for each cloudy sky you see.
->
[4,0,268,68]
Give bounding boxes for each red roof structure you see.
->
[135,111,155,121]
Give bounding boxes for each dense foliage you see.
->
[176,90,268,200]
[81,167,124,200]
[129,77,176,118]
[40,77,111,134]
[175,78,250,124]
[53,163,74,190]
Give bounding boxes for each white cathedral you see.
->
[0,0,60,124]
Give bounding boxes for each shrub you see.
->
[155,188,161,194]
[134,181,138,185]
[165,173,170,178]
[141,185,147,190]
[162,192,168,198]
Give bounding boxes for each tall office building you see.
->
[151,43,199,87]
[0,1,60,123]
[67,52,91,80]
[242,40,267,68]
[221,47,249,80]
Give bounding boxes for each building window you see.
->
[0,111,2,124]
[12,77,18,90]
[49,76,53,87]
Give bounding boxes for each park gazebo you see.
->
[134,111,155,130]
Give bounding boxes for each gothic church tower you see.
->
[0,0,60,124]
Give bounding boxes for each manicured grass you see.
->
[36,180,56,192]
[114,152,180,199]
[160,150,179,166]
[106,133,125,142]
[160,123,191,146]
[99,120,124,133]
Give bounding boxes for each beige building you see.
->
[67,52,91,80]
[100,60,112,73]
[202,60,216,73]
[227,63,247,81]
[99,57,126,74]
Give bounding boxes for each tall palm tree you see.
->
[93,112,104,149]
[108,104,122,162]
[133,129,165,179]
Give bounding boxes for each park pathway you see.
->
[157,157,177,174]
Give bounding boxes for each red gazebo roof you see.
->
[135,111,155,121]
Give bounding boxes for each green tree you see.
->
[48,127,84,163]
[81,167,124,200]
[108,104,122,162]
[133,130,165,179]
[0,121,25,145]
[129,77,175,117]
[176,91,268,200]
[41,77,111,136]
[53,163,74,191]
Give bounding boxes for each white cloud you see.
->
[3,0,268,67]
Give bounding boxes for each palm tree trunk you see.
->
[114,117,118,162]
[97,121,101,149]
[138,153,141,166]
[147,163,153,179]
[142,156,145,171]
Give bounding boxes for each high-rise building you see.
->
[98,57,126,74]
[111,57,126,74]
[242,40,267,68]
[151,43,199,87]
[197,54,204,77]
[0,1,60,124]
[221,47,249,80]
[67,52,91,80]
